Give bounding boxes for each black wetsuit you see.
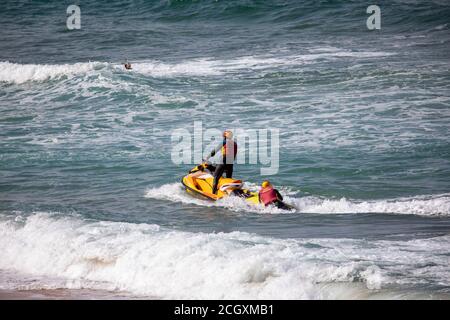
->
[273,200,290,210]
[212,164,233,193]
[274,189,283,201]
[209,138,237,194]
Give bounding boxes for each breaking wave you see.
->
[1,212,449,299]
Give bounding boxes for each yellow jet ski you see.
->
[181,164,293,210]
[181,163,260,204]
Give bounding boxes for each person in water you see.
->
[205,130,237,194]
[259,180,285,208]
[124,62,132,70]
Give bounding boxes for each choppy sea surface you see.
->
[1,0,450,299]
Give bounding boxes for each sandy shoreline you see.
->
[0,289,152,300]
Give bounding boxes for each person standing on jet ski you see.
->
[205,130,237,194]
[259,180,287,209]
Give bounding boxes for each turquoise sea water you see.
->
[1,0,450,299]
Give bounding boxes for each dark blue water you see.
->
[1,0,450,299]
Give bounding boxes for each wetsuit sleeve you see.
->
[275,190,283,201]
[209,141,223,158]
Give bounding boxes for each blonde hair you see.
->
[223,130,233,139]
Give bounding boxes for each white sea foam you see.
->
[117,56,291,77]
[146,183,450,216]
[120,59,224,77]
[286,193,450,216]
[0,61,104,84]
[1,212,448,299]
[125,50,394,77]
[0,49,394,84]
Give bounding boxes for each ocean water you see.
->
[1,0,450,299]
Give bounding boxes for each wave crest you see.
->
[0,61,104,84]
[146,183,450,216]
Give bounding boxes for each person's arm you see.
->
[206,140,224,159]
[275,189,283,201]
